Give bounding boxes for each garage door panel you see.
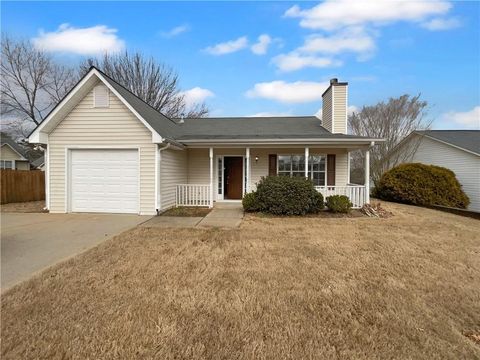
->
[70,149,139,214]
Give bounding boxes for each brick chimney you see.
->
[321,78,348,134]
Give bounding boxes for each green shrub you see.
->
[374,163,470,208]
[325,195,352,213]
[242,192,258,212]
[248,176,324,215]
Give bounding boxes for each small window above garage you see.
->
[93,84,109,108]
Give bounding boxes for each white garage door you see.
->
[70,149,139,214]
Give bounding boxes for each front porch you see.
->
[174,146,372,209]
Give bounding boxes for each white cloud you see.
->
[248,111,292,117]
[161,24,190,38]
[284,0,452,30]
[441,106,480,129]
[272,52,341,72]
[204,36,248,55]
[180,87,215,107]
[299,28,376,56]
[421,17,461,31]
[251,34,272,55]
[246,80,329,104]
[32,24,125,55]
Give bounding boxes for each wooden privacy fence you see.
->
[0,170,45,204]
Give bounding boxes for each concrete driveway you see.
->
[1,213,151,291]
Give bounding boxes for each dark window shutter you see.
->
[327,154,336,186]
[268,154,277,176]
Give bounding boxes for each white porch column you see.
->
[45,145,49,209]
[365,148,370,204]
[304,147,309,178]
[246,147,250,194]
[209,147,213,208]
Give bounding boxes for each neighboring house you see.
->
[393,130,480,212]
[0,132,30,170]
[29,67,382,215]
[31,156,45,171]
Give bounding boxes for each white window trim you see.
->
[277,153,327,186]
[0,160,14,169]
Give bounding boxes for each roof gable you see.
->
[29,67,164,144]
[415,130,480,156]
[0,133,28,160]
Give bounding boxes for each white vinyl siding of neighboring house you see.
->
[48,81,157,215]
[402,135,480,212]
[160,148,187,209]
[0,145,30,170]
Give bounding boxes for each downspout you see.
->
[156,142,171,215]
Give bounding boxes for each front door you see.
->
[224,157,243,199]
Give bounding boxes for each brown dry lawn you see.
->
[1,202,479,359]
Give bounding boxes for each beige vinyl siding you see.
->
[333,85,347,134]
[0,145,24,161]
[187,148,210,184]
[403,135,480,212]
[48,81,156,215]
[186,147,349,196]
[160,148,187,209]
[15,161,30,170]
[322,87,333,133]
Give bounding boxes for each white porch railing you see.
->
[315,185,366,209]
[176,184,212,207]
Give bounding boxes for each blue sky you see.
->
[2,1,479,129]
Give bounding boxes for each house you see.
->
[28,67,382,215]
[392,130,480,212]
[31,156,45,171]
[0,132,31,170]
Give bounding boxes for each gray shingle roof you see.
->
[416,130,480,155]
[0,132,28,158]
[31,156,44,168]
[98,69,378,143]
[29,67,381,145]
[174,116,370,140]
[100,73,181,139]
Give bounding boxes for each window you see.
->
[308,155,326,186]
[277,155,326,186]
[217,157,223,195]
[0,160,13,169]
[93,85,109,108]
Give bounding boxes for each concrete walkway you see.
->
[141,203,244,229]
[197,202,244,228]
[1,213,151,291]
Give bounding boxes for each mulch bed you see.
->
[160,206,212,217]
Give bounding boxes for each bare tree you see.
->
[348,94,431,184]
[1,35,76,136]
[79,52,208,118]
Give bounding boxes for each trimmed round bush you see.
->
[325,195,352,213]
[242,192,258,212]
[374,163,469,208]
[247,176,324,215]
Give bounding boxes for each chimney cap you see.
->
[322,78,348,97]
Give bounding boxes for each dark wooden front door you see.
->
[224,157,243,199]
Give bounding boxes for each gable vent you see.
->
[93,85,109,108]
